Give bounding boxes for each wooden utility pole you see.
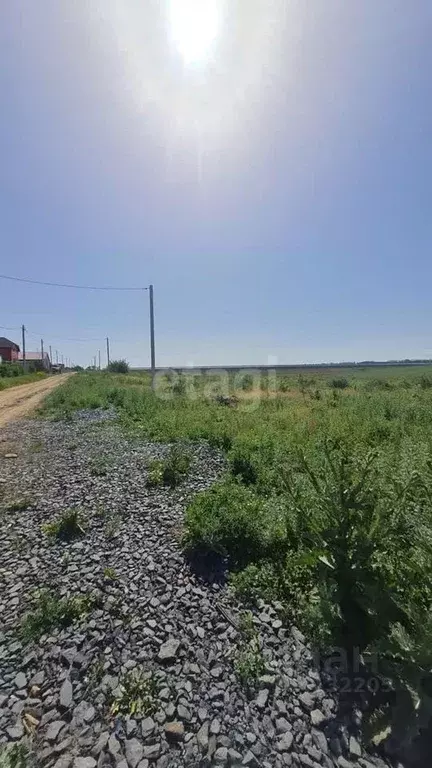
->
[49,345,52,364]
[106,337,110,367]
[21,325,26,371]
[41,339,44,361]
[149,284,156,391]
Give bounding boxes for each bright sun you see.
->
[168,0,222,64]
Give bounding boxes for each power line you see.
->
[0,274,149,291]
[26,330,105,343]
[3,326,120,345]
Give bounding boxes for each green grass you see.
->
[103,566,118,581]
[110,669,159,717]
[4,497,33,512]
[234,611,266,686]
[38,367,432,740]
[42,508,85,540]
[0,744,30,768]
[0,371,48,391]
[147,445,191,488]
[21,588,95,641]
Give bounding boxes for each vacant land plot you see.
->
[1,367,432,767]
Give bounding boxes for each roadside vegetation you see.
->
[39,365,432,740]
[0,363,48,391]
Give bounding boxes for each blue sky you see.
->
[1,1,431,367]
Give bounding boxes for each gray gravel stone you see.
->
[46,720,67,742]
[277,732,293,752]
[310,709,326,727]
[255,689,269,710]
[142,744,161,760]
[349,736,362,758]
[157,639,180,662]
[74,759,97,768]
[54,755,73,768]
[338,759,355,768]
[197,721,209,751]
[60,679,73,709]
[14,672,27,689]
[214,747,228,764]
[126,738,144,768]
[243,752,260,766]
[299,692,314,711]
[141,717,156,738]
[276,718,292,735]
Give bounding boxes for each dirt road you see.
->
[0,374,73,428]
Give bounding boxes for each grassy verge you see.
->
[39,368,432,741]
[0,372,48,391]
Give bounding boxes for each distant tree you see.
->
[108,359,129,374]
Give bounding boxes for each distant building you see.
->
[18,351,51,371]
[0,337,20,363]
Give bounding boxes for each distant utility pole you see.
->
[22,324,26,371]
[106,337,110,368]
[41,339,44,361]
[49,345,52,364]
[56,350,58,364]
[98,350,101,370]
[149,284,156,391]
[62,354,64,366]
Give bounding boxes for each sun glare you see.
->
[168,0,222,64]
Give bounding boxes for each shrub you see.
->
[21,589,94,641]
[419,375,432,389]
[0,363,25,379]
[279,377,291,393]
[108,360,129,374]
[329,377,349,389]
[239,374,254,392]
[42,508,85,540]
[281,444,432,652]
[173,376,186,395]
[230,451,258,486]
[364,378,392,391]
[147,445,191,489]
[183,481,283,566]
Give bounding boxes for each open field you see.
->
[39,369,432,749]
[1,366,432,766]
